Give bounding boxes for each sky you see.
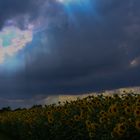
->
[0,0,140,108]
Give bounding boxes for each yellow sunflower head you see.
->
[85,120,91,126]
[113,125,125,137]
[134,107,140,117]
[135,120,140,131]
[48,117,54,124]
[108,104,118,116]
[89,132,95,139]
[117,123,127,132]
[74,115,81,121]
[99,116,108,124]
[119,117,127,124]
[46,111,52,116]
[124,106,132,115]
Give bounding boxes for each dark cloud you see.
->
[0,0,37,28]
[0,0,61,29]
[0,0,140,107]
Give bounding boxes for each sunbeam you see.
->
[56,0,97,26]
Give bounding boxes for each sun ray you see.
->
[56,0,97,26]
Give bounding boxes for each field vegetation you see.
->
[0,91,140,140]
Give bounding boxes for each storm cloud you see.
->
[0,0,140,106]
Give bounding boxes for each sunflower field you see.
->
[0,91,140,140]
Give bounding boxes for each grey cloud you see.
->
[0,0,140,107]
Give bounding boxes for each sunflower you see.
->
[113,125,125,137]
[86,120,91,126]
[74,115,81,121]
[136,98,140,105]
[106,96,112,101]
[108,104,118,116]
[136,102,140,106]
[90,123,96,130]
[89,132,95,139]
[85,120,91,130]
[48,117,54,124]
[113,94,120,100]
[57,106,62,111]
[80,111,85,119]
[112,127,118,135]
[80,101,85,106]
[46,111,52,116]
[99,111,108,118]
[64,109,69,115]
[124,106,132,115]
[135,120,140,131]
[117,130,125,137]
[122,102,130,108]
[134,107,140,117]
[99,116,108,124]
[99,110,106,116]
[127,118,134,126]
[95,101,102,108]
[88,102,93,106]
[67,119,75,128]
[119,117,127,123]
[111,127,119,138]
[124,96,130,101]
[117,123,127,132]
